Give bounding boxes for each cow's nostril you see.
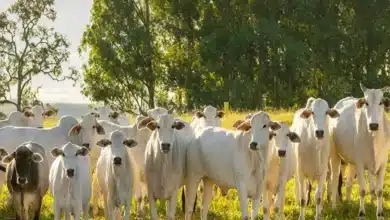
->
[369,123,379,131]
[113,157,122,165]
[161,143,171,152]
[18,177,27,184]
[66,169,74,178]
[315,130,324,139]
[249,142,258,150]
[278,150,286,157]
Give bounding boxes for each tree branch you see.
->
[0,99,17,107]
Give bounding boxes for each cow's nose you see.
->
[315,130,324,139]
[66,169,75,178]
[278,150,286,157]
[113,157,122,165]
[82,143,90,149]
[369,123,379,131]
[249,142,258,151]
[161,143,171,153]
[17,177,27,185]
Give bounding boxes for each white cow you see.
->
[330,83,390,219]
[0,111,35,128]
[49,142,91,220]
[292,98,340,220]
[139,114,189,220]
[191,105,224,135]
[147,107,169,120]
[263,122,301,220]
[29,105,45,128]
[93,130,138,219]
[185,111,281,220]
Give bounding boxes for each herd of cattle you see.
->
[0,83,388,220]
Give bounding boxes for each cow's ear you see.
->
[137,117,154,130]
[2,152,15,164]
[269,131,276,140]
[232,120,244,128]
[50,147,64,158]
[300,109,312,119]
[97,139,111,147]
[236,120,251,131]
[31,153,44,163]
[42,109,56,117]
[173,121,185,130]
[356,98,367,109]
[195,111,205,118]
[326,108,340,118]
[123,139,138,148]
[287,132,301,143]
[269,121,281,131]
[95,123,105,135]
[146,121,158,131]
[216,111,225,118]
[0,148,8,158]
[69,124,82,136]
[382,97,390,112]
[76,147,89,156]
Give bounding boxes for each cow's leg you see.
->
[315,170,327,220]
[251,196,261,220]
[107,192,116,220]
[294,176,300,205]
[53,198,61,220]
[134,179,143,217]
[274,177,288,220]
[64,211,71,220]
[167,190,178,220]
[33,197,43,220]
[298,168,307,220]
[356,163,366,219]
[330,149,341,209]
[326,161,332,202]
[346,164,356,201]
[185,177,200,220]
[200,179,213,220]
[102,191,109,220]
[124,189,133,220]
[83,201,90,220]
[376,164,386,220]
[237,181,249,220]
[147,189,158,220]
[368,171,376,205]
[261,188,271,220]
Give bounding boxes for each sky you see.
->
[1,0,93,103]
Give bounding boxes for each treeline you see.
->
[80,0,390,114]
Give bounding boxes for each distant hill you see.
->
[0,102,92,118]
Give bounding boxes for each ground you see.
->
[0,110,389,219]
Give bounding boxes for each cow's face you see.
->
[356,83,390,133]
[2,144,43,186]
[270,122,300,158]
[97,130,137,166]
[194,105,224,127]
[138,114,184,154]
[50,142,89,179]
[300,98,339,140]
[235,111,280,151]
[68,114,105,149]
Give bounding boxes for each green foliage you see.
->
[0,0,74,111]
[81,0,390,111]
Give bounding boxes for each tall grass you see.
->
[0,110,389,219]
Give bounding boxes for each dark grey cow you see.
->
[1,142,49,220]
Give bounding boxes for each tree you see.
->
[0,0,76,111]
[80,0,158,115]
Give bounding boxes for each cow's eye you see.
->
[365,102,369,106]
[157,126,160,129]
[380,101,383,105]
[263,124,267,128]
[92,125,96,129]
[171,125,175,129]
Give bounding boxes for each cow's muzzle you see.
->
[113,157,122,165]
[161,143,171,153]
[82,143,90,150]
[17,177,28,185]
[249,142,258,151]
[315,130,324,139]
[66,169,75,178]
[278,150,286,157]
[369,123,379,131]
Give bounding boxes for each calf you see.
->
[292,98,339,220]
[140,114,188,220]
[185,111,281,220]
[1,142,48,220]
[49,142,91,220]
[330,84,390,219]
[93,130,138,219]
[0,111,35,128]
[263,122,301,220]
[191,105,224,135]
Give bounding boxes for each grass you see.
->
[0,110,389,219]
